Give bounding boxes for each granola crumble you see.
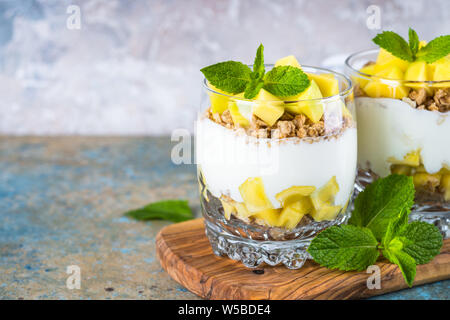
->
[207,107,353,139]
[408,88,450,113]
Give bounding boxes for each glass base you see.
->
[356,169,450,239]
[199,177,350,269]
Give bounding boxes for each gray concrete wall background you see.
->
[0,0,448,135]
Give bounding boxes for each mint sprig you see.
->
[308,174,443,287]
[201,44,310,99]
[372,28,450,64]
[125,200,194,222]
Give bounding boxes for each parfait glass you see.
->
[196,65,357,269]
[345,50,450,237]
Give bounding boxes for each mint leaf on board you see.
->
[201,61,251,94]
[348,174,415,241]
[381,204,410,248]
[125,200,194,223]
[382,248,416,287]
[307,225,380,271]
[416,35,450,63]
[408,28,420,59]
[263,66,310,98]
[372,31,413,62]
[253,43,265,79]
[398,221,443,265]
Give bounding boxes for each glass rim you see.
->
[202,64,354,103]
[345,48,450,84]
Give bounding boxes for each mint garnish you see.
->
[415,35,450,63]
[201,44,310,99]
[125,200,193,222]
[349,174,415,241]
[307,225,380,271]
[308,174,443,287]
[372,28,450,63]
[200,61,251,94]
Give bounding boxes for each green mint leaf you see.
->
[263,66,310,97]
[253,44,265,79]
[125,200,193,223]
[416,35,450,63]
[372,31,414,62]
[307,225,380,271]
[381,205,409,248]
[348,174,415,241]
[201,61,251,94]
[408,28,420,58]
[244,79,264,99]
[382,248,416,287]
[398,221,443,265]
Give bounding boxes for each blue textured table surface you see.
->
[0,137,448,300]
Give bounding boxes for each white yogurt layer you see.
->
[356,97,450,177]
[196,118,357,209]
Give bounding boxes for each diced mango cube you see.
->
[284,80,324,122]
[404,61,433,94]
[208,84,230,114]
[238,177,273,213]
[228,101,250,127]
[253,89,284,126]
[431,58,450,86]
[364,66,409,99]
[356,64,377,88]
[310,176,339,210]
[220,199,236,220]
[253,208,281,227]
[310,205,342,221]
[275,55,301,69]
[275,186,316,207]
[234,202,252,219]
[387,150,420,167]
[390,165,412,176]
[441,175,450,201]
[278,198,311,229]
[375,48,409,72]
[413,173,441,191]
[307,73,339,97]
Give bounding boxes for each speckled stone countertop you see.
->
[0,137,448,300]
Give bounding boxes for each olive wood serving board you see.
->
[156,218,450,300]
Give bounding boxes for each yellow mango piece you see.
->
[364,66,409,99]
[275,55,301,68]
[387,150,420,167]
[441,175,450,201]
[413,173,441,190]
[238,177,273,213]
[356,64,377,88]
[431,58,450,86]
[234,202,252,219]
[419,40,427,49]
[284,80,324,122]
[278,198,311,229]
[228,101,250,127]
[253,89,284,126]
[375,48,409,72]
[390,165,412,176]
[275,186,316,207]
[311,205,341,221]
[253,208,281,227]
[220,199,236,220]
[208,84,230,114]
[307,73,339,97]
[404,61,433,94]
[310,176,339,210]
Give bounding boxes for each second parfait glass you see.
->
[346,49,450,237]
[196,64,357,269]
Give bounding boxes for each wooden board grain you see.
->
[156,218,450,300]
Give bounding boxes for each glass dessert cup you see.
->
[196,65,357,269]
[345,49,450,237]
